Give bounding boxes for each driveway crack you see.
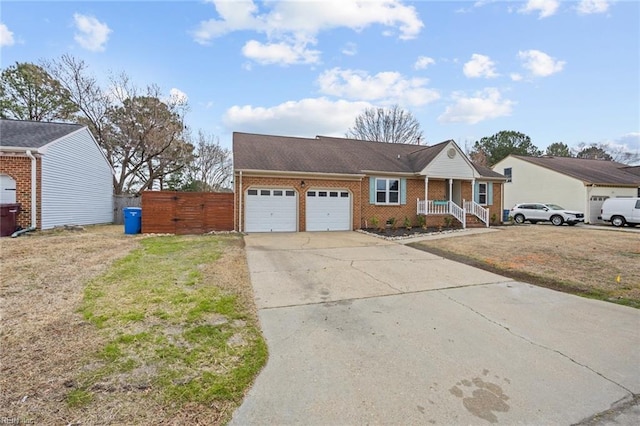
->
[442,291,634,395]
[349,260,403,293]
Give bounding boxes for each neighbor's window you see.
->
[504,167,512,183]
[376,178,399,204]
[478,183,487,205]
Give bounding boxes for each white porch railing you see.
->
[417,199,490,228]
[464,200,489,227]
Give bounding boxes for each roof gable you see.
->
[0,119,84,149]
[509,155,640,186]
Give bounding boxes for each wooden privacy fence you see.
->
[141,191,234,235]
[113,194,142,225]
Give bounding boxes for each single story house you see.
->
[0,119,114,231]
[233,132,506,232]
[493,155,640,223]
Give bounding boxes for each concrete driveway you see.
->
[230,231,640,425]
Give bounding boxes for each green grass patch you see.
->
[72,234,267,417]
[66,389,93,408]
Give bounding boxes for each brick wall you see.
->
[360,177,426,229]
[0,154,42,229]
[235,174,504,231]
[235,175,362,232]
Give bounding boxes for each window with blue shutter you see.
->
[371,177,405,205]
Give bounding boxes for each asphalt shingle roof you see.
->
[512,155,640,186]
[233,132,501,178]
[0,119,84,149]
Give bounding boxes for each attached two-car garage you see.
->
[244,188,351,232]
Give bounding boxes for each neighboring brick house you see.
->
[233,132,506,232]
[493,155,640,224]
[0,119,114,232]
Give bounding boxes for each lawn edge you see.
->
[407,242,639,310]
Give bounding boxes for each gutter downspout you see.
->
[239,170,243,233]
[12,150,38,237]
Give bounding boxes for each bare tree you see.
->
[43,56,195,194]
[106,79,193,194]
[573,142,639,164]
[44,54,110,147]
[346,104,423,144]
[183,131,232,191]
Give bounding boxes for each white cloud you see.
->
[414,56,435,70]
[195,0,423,42]
[242,39,321,65]
[342,42,357,56]
[438,88,515,124]
[463,54,499,78]
[169,88,189,105]
[193,0,423,65]
[0,23,15,47]
[73,13,111,52]
[576,0,610,15]
[222,97,372,137]
[316,67,440,107]
[510,73,523,81]
[519,0,560,18]
[518,49,565,77]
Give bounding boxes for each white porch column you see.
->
[471,178,475,203]
[424,177,428,202]
[448,179,453,201]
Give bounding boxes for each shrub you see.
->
[417,214,427,229]
[403,216,412,230]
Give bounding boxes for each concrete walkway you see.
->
[230,231,640,425]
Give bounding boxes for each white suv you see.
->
[510,203,584,226]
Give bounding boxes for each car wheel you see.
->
[551,215,564,226]
[611,216,625,227]
[514,214,525,224]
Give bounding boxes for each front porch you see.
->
[417,199,490,228]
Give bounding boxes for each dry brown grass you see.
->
[0,225,261,425]
[410,225,640,307]
[0,225,143,424]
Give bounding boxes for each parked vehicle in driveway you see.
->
[598,197,640,227]
[510,203,584,226]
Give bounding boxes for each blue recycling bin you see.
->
[503,209,510,222]
[123,207,142,234]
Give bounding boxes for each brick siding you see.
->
[0,154,42,229]
[235,174,504,231]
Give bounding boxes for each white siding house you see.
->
[494,155,640,224]
[0,119,114,230]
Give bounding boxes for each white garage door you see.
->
[590,195,609,224]
[306,190,351,231]
[245,188,297,232]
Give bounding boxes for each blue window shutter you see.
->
[474,181,479,203]
[369,178,376,204]
[400,178,407,205]
[488,182,494,205]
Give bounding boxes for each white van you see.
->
[598,197,640,227]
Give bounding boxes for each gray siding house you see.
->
[0,119,114,230]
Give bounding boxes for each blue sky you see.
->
[1,0,639,157]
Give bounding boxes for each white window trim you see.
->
[478,182,488,206]
[375,178,400,205]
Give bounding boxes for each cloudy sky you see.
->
[1,0,638,155]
